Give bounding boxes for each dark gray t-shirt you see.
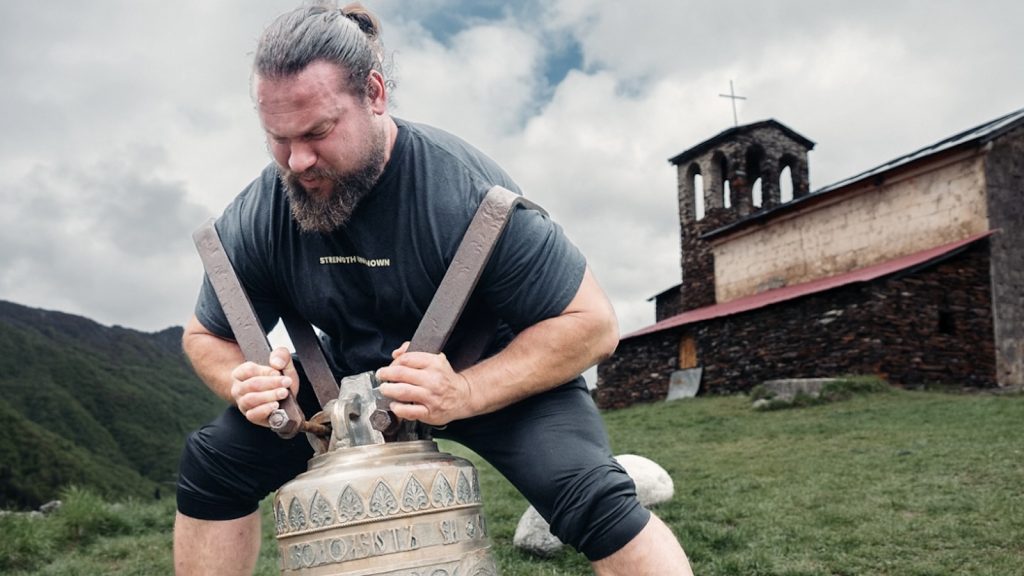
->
[195,118,586,377]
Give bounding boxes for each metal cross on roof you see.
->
[718,80,747,127]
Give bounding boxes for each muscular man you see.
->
[173,4,693,575]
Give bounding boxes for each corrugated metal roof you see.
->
[814,107,1024,196]
[621,231,993,341]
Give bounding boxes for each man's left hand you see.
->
[375,342,474,426]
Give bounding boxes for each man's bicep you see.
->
[544,266,620,364]
[561,266,616,319]
[184,313,218,338]
[183,314,241,354]
[479,207,587,330]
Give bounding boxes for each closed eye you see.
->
[306,124,334,140]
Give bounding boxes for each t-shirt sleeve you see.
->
[194,273,232,339]
[193,181,283,340]
[477,205,587,332]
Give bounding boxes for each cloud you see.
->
[0,1,278,330]
[386,19,546,144]
[0,149,210,331]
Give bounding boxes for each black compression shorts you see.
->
[176,374,649,561]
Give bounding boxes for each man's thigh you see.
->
[437,380,648,560]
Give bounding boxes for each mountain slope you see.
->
[0,300,224,509]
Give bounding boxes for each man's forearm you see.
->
[460,267,619,416]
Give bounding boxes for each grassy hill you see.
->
[0,300,223,510]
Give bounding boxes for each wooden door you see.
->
[678,335,697,369]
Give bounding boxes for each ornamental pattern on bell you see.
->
[287,497,307,532]
[368,480,399,517]
[274,501,288,534]
[402,476,430,512]
[456,470,473,504]
[432,471,456,508]
[337,484,365,523]
[308,491,334,528]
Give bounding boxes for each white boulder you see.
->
[512,505,564,557]
[616,454,674,507]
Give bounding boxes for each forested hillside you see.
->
[0,300,223,509]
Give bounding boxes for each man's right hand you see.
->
[229,347,301,427]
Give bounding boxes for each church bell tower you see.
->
[663,120,815,316]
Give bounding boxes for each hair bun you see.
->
[341,3,380,38]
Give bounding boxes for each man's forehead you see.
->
[254,61,352,103]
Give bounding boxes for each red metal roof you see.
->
[621,230,993,341]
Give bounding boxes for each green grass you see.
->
[4,390,1023,575]
[0,486,176,575]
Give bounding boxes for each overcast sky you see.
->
[2,0,1021,345]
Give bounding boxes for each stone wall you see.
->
[984,125,1024,387]
[678,208,733,311]
[713,154,989,303]
[597,241,996,409]
[654,287,683,322]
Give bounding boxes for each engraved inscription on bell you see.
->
[283,510,490,571]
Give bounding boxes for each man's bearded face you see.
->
[278,123,386,233]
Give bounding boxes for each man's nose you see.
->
[288,142,317,173]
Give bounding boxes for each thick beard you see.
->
[280,127,387,233]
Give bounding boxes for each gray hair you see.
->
[253,2,390,98]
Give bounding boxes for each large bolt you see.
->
[268,409,301,439]
[369,409,392,432]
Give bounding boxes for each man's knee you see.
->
[546,460,651,561]
[176,426,262,520]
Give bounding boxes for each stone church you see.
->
[596,108,1024,409]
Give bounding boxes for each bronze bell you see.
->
[273,373,500,575]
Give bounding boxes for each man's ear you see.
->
[367,70,387,113]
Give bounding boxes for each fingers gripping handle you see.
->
[192,220,303,439]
